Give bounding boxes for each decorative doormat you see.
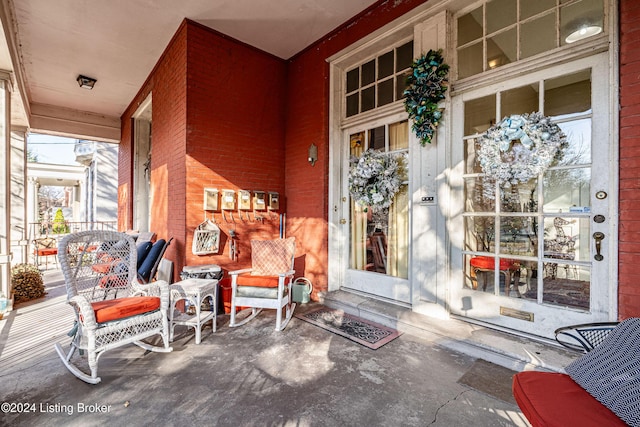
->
[457,359,517,404]
[295,306,401,349]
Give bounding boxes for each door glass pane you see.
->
[464,95,496,136]
[521,0,556,20]
[501,84,539,117]
[378,51,394,79]
[389,121,408,151]
[486,0,516,34]
[458,6,483,46]
[361,87,375,112]
[543,168,591,213]
[369,126,385,151]
[557,119,592,165]
[465,216,495,252]
[545,70,591,116]
[396,41,414,72]
[362,60,376,86]
[487,28,516,69]
[349,121,409,279]
[544,217,590,262]
[458,42,484,79]
[465,177,497,213]
[396,72,410,100]
[501,216,537,256]
[500,180,538,213]
[521,13,556,59]
[377,78,394,107]
[346,68,359,93]
[346,94,359,117]
[542,264,590,309]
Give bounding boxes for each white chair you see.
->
[54,230,172,384]
[229,237,296,331]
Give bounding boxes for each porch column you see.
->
[10,128,28,264]
[0,76,12,298]
[26,176,39,240]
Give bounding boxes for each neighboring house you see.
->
[74,140,119,224]
[0,0,638,343]
[10,141,118,265]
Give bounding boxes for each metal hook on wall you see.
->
[222,210,235,224]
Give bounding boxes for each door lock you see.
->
[339,219,347,224]
[593,232,605,261]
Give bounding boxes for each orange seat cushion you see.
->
[91,296,160,323]
[237,274,280,288]
[35,248,57,256]
[93,263,114,274]
[512,372,627,427]
[470,256,516,271]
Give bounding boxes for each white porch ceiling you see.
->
[0,0,378,139]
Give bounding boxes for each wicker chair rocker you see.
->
[229,237,296,331]
[54,230,172,384]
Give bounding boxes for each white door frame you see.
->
[449,52,618,338]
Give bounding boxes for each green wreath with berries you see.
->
[404,49,449,146]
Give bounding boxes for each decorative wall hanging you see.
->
[348,149,405,211]
[404,49,449,146]
[192,219,220,255]
[477,112,568,199]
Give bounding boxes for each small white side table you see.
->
[169,278,218,344]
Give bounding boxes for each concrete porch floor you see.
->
[0,270,579,426]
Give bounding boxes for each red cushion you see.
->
[93,263,114,274]
[91,296,160,323]
[512,372,627,427]
[35,248,57,256]
[237,274,280,288]
[470,256,516,270]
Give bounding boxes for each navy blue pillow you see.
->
[136,241,153,268]
[137,239,166,282]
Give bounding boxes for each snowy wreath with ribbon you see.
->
[348,149,405,210]
[404,49,449,146]
[477,112,568,197]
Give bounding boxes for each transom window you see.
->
[345,41,414,117]
[456,0,605,79]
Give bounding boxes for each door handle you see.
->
[593,232,605,261]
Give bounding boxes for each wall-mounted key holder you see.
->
[203,188,218,211]
[253,191,266,211]
[238,190,251,211]
[268,192,279,211]
[221,189,236,210]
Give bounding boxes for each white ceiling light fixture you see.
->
[76,74,97,90]
[565,25,603,43]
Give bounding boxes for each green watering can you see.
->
[292,277,313,304]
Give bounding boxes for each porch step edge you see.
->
[320,290,578,373]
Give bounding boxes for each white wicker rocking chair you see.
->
[54,230,172,384]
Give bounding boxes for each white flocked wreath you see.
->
[477,112,568,198]
[348,149,405,210]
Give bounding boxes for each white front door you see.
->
[450,53,616,338]
[341,114,411,304]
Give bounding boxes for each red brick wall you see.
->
[119,22,188,270]
[120,20,287,277]
[182,22,287,272]
[618,0,640,318]
[284,0,429,297]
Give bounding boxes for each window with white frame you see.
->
[456,0,605,80]
[345,40,414,117]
